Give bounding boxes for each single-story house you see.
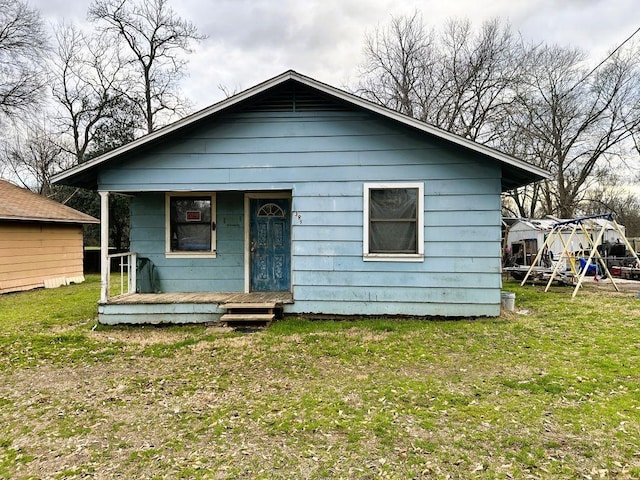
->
[52,70,548,324]
[0,179,99,294]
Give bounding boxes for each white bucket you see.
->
[501,291,516,311]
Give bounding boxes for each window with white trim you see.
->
[166,193,216,257]
[363,183,424,261]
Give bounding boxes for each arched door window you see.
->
[257,203,285,218]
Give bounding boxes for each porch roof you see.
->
[52,70,549,192]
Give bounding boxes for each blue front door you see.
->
[249,198,291,292]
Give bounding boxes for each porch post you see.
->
[99,191,110,303]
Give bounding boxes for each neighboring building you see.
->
[505,216,626,266]
[52,70,548,324]
[0,179,99,294]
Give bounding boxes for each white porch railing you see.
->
[106,252,137,299]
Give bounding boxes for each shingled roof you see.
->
[0,179,99,224]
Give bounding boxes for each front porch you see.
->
[94,191,295,325]
[99,291,294,325]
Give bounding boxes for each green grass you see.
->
[1,276,639,478]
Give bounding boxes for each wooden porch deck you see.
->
[99,291,294,325]
[105,291,294,305]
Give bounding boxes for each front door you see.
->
[249,197,291,292]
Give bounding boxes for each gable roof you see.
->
[0,179,99,224]
[52,70,549,191]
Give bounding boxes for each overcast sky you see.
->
[29,0,639,111]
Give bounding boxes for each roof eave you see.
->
[0,215,99,224]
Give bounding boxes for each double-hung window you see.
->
[363,183,424,261]
[166,193,216,257]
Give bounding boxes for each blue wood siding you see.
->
[112,109,502,316]
[130,191,245,292]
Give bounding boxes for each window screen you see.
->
[369,188,418,254]
[169,196,212,252]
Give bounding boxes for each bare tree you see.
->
[50,23,138,163]
[358,16,526,144]
[358,14,640,218]
[358,11,434,118]
[2,120,66,195]
[0,0,48,120]
[507,44,640,218]
[88,0,205,134]
[427,18,526,143]
[218,83,242,99]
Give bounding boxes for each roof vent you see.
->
[241,81,349,112]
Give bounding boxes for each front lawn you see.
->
[1,276,639,479]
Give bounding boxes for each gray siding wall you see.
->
[118,110,502,316]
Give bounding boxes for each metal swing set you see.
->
[519,214,640,298]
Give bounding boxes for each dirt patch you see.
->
[582,277,640,293]
[92,329,185,346]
